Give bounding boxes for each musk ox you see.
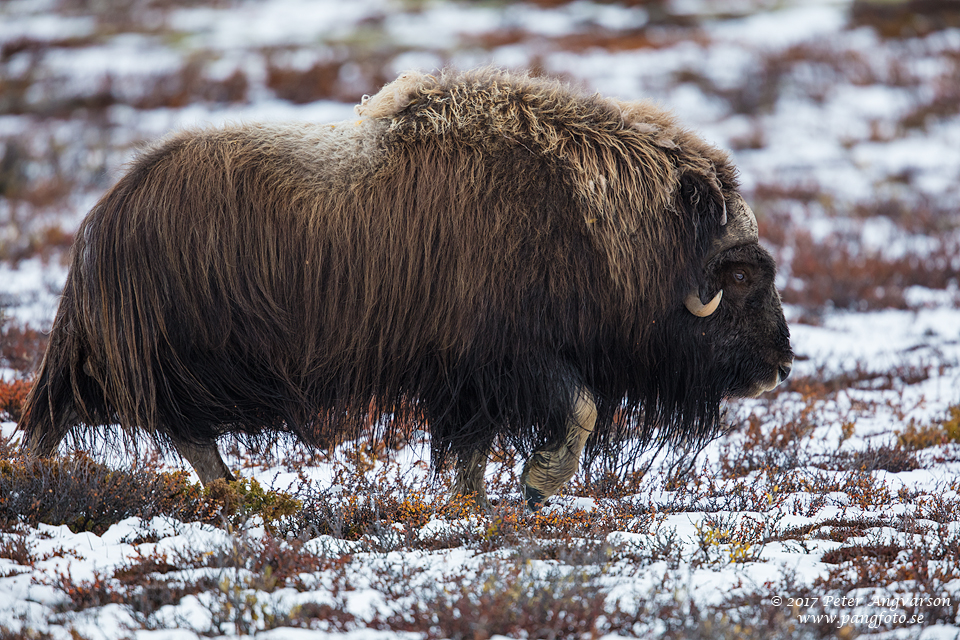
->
[20,67,793,509]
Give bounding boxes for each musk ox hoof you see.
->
[522,485,546,512]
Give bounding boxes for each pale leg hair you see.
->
[520,387,597,510]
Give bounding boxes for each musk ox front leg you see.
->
[174,440,236,486]
[520,387,597,511]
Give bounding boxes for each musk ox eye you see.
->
[734,270,746,282]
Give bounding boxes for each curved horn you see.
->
[685,289,722,317]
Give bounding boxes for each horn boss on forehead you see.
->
[19,67,793,509]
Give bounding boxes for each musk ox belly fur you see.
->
[20,67,794,508]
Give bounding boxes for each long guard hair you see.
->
[22,67,740,469]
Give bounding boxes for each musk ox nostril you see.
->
[778,362,793,382]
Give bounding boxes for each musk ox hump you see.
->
[355,70,429,120]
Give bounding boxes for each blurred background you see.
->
[1,0,959,376]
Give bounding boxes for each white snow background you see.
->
[1,0,959,638]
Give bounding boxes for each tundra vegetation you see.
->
[1,0,959,638]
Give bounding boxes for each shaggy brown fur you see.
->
[20,68,792,504]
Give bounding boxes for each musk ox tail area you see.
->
[19,141,341,457]
[19,270,100,456]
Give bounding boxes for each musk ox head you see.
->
[684,194,793,395]
[623,179,793,445]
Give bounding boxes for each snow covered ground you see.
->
[1,0,959,638]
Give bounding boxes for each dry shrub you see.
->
[0,220,75,265]
[280,457,442,543]
[752,190,960,314]
[0,138,74,205]
[821,543,901,565]
[815,525,960,626]
[372,555,839,640]
[277,438,653,552]
[133,59,249,110]
[202,477,301,531]
[0,137,77,264]
[285,602,357,632]
[266,60,342,104]
[0,312,48,375]
[0,38,114,118]
[0,529,83,570]
[111,549,180,582]
[753,182,824,209]
[271,437,483,546]
[851,0,960,38]
[783,229,958,310]
[3,54,247,118]
[853,196,960,236]
[900,65,960,131]
[677,42,881,117]
[373,560,613,640]
[48,562,220,619]
[573,465,648,500]
[0,627,61,640]
[289,480,479,550]
[172,531,338,591]
[244,535,330,590]
[49,568,125,612]
[784,362,932,399]
[719,401,819,476]
[482,501,647,552]
[0,533,34,567]
[0,379,32,422]
[0,452,225,533]
[824,442,919,473]
[554,29,667,53]
[0,450,301,535]
[898,405,960,450]
[49,531,341,620]
[808,517,887,543]
[264,55,389,104]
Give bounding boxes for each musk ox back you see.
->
[20,68,794,509]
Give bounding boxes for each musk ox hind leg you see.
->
[450,448,490,510]
[519,387,597,511]
[174,440,236,487]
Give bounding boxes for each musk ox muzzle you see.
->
[19,67,793,510]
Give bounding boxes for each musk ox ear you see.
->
[678,172,726,229]
[678,171,727,271]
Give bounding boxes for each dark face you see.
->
[695,243,794,398]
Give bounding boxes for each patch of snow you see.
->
[709,4,847,48]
